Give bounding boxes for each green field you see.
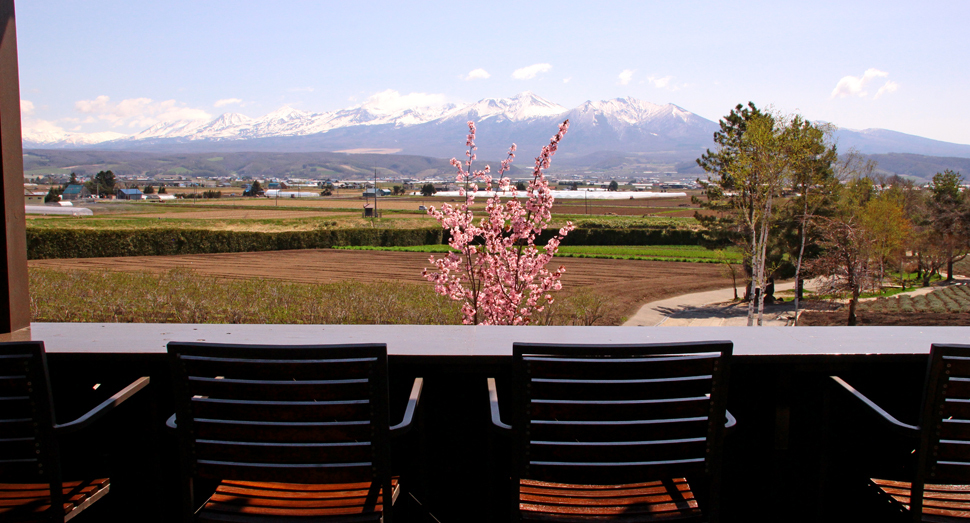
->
[334,244,740,264]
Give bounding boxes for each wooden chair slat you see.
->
[196,440,372,465]
[530,378,712,401]
[525,355,716,381]
[182,357,374,381]
[530,438,707,464]
[196,461,375,485]
[188,378,370,402]
[194,419,371,444]
[0,479,110,517]
[531,396,710,422]
[199,478,398,522]
[530,418,710,443]
[526,462,707,488]
[191,398,370,423]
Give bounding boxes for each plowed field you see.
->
[30,249,733,320]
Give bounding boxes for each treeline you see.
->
[26,227,706,260]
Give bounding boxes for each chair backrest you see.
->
[167,342,391,486]
[916,344,970,488]
[510,341,732,486]
[0,341,62,520]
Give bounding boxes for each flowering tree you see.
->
[422,120,573,325]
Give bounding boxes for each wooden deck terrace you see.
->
[2,323,967,523]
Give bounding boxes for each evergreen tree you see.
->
[143,185,155,194]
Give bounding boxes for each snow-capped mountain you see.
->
[26,92,721,158]
[28,92,970,161]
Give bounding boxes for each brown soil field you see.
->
[30,250,733,321]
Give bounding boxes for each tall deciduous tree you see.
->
[697,103,834,325]
[928,170,969,281]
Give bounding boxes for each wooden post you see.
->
[0,0,30,333]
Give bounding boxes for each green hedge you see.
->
[27,228,445,260]
[27,226,704,259]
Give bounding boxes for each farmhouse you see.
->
[60,184,90,200]
[116,188,144,200]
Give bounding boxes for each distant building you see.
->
[24,191,46,204]
[116,188,144,200]
[61,184,90,201]
[362,188,391,197]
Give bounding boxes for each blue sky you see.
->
[15,1,970,144]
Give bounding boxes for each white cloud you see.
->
[214,98,243,108]
[360,89,449,112]
[563,77,571,84]
[618,69,634,86]
[830,68,892,99]
[648,75,673,89]
[74,95,212,128]
[288,87,314,92]
[875,80,899,99]
[20,99,34,116]
[463,68,490,81]
[512,63,552,80]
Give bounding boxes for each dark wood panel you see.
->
[0,419,34,439]
[0,354,29,376]
[0,437,35,461]
[530,377,712,401]
[194,419,371,443]
[196,440,372,465]
[941,419,970,441]
[943,399,970,421]
[529,418,710,443]
[0,397,29,420]
[181,355,374,381]
[946,378,970,400]
[196,460,374,484]
[530,396,709,422]
[0,375,27,395]
[529,438,706,464]
[188,377,370,402]
[190,398,370,423]
[525,354,717,380]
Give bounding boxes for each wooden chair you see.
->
[488,341,734,523]
[0,341,150,522]
[167,342,422,523]
[830,343,970,522]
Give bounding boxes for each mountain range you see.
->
[23,92,970,163]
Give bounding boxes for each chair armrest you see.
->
[390,378,423,437]
[56,376,150,435]
[829,376,920,439]
[487,378,511,433]
[724,409,737,435]
[166,413,177,431]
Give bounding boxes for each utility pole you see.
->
[373,168,378,225]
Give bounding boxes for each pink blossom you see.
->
[423,119,571,325]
